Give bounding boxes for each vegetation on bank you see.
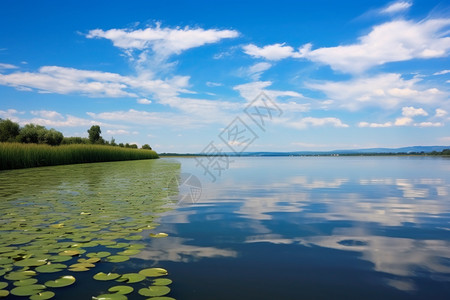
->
[0,119,158,170]
[0,143,158,170]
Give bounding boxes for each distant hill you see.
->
[160,146,450,156]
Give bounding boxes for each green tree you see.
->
[87,125,102,144]
[0,119,20,142]
[110,137,117,146]
[43,129,64,146]
[17,124,63,145]
[130,144,138,149]
[141,144,152,150]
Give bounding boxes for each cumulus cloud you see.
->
[243,43,301,61]
[306,73,446,110]
[401,106,428,117]
[435,108,448,117]
[380,1,412,14]
[394,117,413,126]
[30,110,64,119]
[87,24,239,60]
[287,117,349,129]
[137,98,151,104]
[244,18,450,73]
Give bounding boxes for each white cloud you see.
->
[415,122,443,127]
[401,106,428,117]
[0,63,18,70]
[0,109,21,121]
[137,98,151,104]
[0,66,191,99]
[87,24,239,58]
[358,121,393,128]
[394,117,413,126]
[206,81,222,87]
[301,18,450,73]
[306,73,446,110]
[244,62,272,80]
[435,108,448,117]
[26,115,106,128]
[233,81,303,102]
[381,1,412,14]
[243,43,301,61]
[433,70,450,75]
[106,129,132,135]
[30,110,64,119]
[287,117,349,129]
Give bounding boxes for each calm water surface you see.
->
[1,156,450,299]
[156,156,450,300]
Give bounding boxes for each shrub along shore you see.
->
[0,143,159,170]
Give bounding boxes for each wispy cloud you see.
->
[286,117,349,129]
[243,43,301,61]
[0,63,18,70]
[243,62,272,80]
[380,1,412,14]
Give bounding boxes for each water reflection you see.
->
[156,157,450,299]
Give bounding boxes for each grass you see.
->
[0,143,159,170]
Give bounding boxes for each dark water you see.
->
[151,156,450,300]
[1,157,450,299]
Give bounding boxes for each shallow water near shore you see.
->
[1,156,450,299]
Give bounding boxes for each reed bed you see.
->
[0,143,159,170]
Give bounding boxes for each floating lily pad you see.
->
[5,270,36,280]
[69,262,95,269]
[108,285,134,295]
[124,235,142,241]
[138,286,170,297]
[0,290,9,297]
[152,278,173,286]
[10,284,46,296]
[48,255,72,263]
[29,291,55,300]
[93,272,121,281]
[58,250,80,256]
[13,278,38,286]
[127,244,145,250]
[78,257,100,264]
[69,266,90,272]
[35,263,67,273]
[139,268,168,277]
[45,275,76,288]
[93,294,127,300]
[14,258,47,267]
[0,282,7,289]
[116,273,145,283]
[149,233,168,238]
[117,249,140,256]
[87,251,111,258]
[107,243,129,249]
[107,255,129,263]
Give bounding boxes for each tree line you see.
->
[0,119,152,150]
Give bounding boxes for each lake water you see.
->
[1,157,450,299]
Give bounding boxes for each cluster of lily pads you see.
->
[0,160,181,299]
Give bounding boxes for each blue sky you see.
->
[1,0,449,152]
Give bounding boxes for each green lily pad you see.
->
[116,273,145,283]
[93,272,121,281]
[86,251,110,258]
[0,257,13,265]
[48,255,72,263]
[0,290,9,297]
[127,244,145,250]
[124,235,142,241]
[108,285,134,295]
[107,243,129,249]
[152,278,173,286]
[138,286,170,297]
[5,270,36,280]
[0,282,7,289]
[69,262,95,269]
[10,284,46,296]
[107,255,129,263]
[13,278,38,286]
[35,263,67,273]
[117,249,140,256]
[30,291,55,300]
[45,275,76,288]
[78,257,100,264]
[139,268,168,277]
[58,250,80,256]
[14,258,47,267]
[93,294,127,300]
[69,266,90,272]
[149,233,168,238]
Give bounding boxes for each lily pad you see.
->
[107,255,129,263]
[139,268,168,277]
[93,294,127,300]
[93,272,121,281]
[14,258,47,267]
[116,273,145,283]
[117,249,140,256]
[138,286,170,297]
[152,278,173,286]
[48,255,72,263]
[78,257,100,264]
[13,278,38,286]
[149,233,169,238]
[58,250,80,256]
[5,270,36,280]
[10,284,46,296]
[87,251,111,258]
[30,291,55,300]
[108,285,134,295]
[0,282,7,289]
[45,275,76,288]
[35,263,67,273]
[0,290,9,297]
